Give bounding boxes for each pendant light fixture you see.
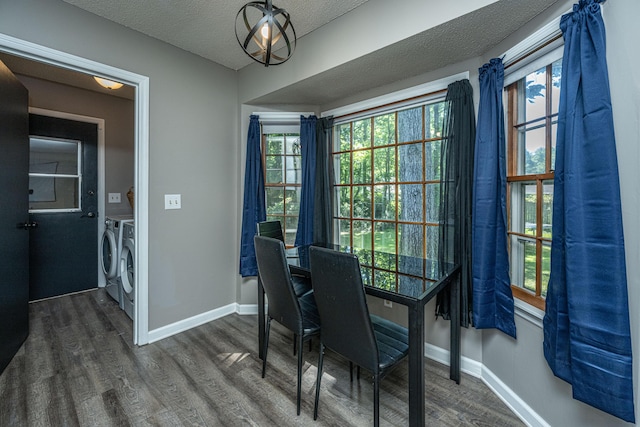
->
[235,0,297,67]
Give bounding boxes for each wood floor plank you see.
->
[0,289,524,426]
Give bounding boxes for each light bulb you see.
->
[261,23,270,39]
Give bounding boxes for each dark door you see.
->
[28,114,98,300]
[0,60,29,374]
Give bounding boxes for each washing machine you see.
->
[101,215,133,306]
[119,221,135,320]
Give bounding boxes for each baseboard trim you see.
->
[425,343,547,427]
[147,303,237,344]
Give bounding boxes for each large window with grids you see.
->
[506,58,562,310]
[263,132,301,247]
[332,99,446,290]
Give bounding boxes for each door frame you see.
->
[29,107,106,288]
[0,33,150,345]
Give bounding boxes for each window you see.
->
[263,132,301,246]
[506,58,562,310]
[332,99,446,292]
[29,137,81,212]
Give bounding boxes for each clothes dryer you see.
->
[119,221,135,320]
[101,215,133,305]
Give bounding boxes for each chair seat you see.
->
[291,274,313,297]
[371,314,409,371]
[299,292,321,335]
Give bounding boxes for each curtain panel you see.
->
[313,117,334,244]
[543,1,635,422]
[471,58,517,338]
[295,115,318,247]
[436,79,475,327]
[239,115,266,277]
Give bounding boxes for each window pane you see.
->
[28,176,79,210]
[525,66,547,121]
[541,241,551,297]
[338,124,351,152]
[265,155,283,183]
[284,216,298,246]
[523,125,546,175]
[334,153,351,184]
[551,121,557,171]
[424,183,440,223]
[374,113,395,146]
[425,141,441,181]
[425,224,438,261]
[374,221,396,260]
[510,182,536,236]
[353,119,371,149]
[374,185,395,220]
[551,59,562,114]
[335,186,351,218]
[373,147,395,182]
[374,270,395,291]
[398,223,423,258]
[352,220,372,249]
[398,184,422,222]
[284,155,301,183]
[266,188,284,214]
[352,185,371,219]
[398,107,422,143]
[398,143,422,182]
[542,180,553,238]
[266,134,283,155]
[285,135,301,155]
[352,150,371,184]
[30,138,79,175]
[284,187,300,214]
[337,219,351,247]
[425,102,444,139]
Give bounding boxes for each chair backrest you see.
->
[256,220,284,242]
[309,246,378,371]
[254,235,302,333]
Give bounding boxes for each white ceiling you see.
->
[61,0,371,71]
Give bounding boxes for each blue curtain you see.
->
[472,58,516,338]
[295,115,318,246]
[543,1,634,422]
[239,115,266,277]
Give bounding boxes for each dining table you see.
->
[256,242,461,427]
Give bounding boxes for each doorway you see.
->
[0,33,150,345]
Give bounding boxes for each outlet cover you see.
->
[384,300,393,308]
[164,194,181,210]
[108,193,121,203]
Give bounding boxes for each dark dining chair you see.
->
[309,246,409,427]
[254,235,321,415]
[256,220,312,297]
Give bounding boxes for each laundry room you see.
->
[0,52,136,319]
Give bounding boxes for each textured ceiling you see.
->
[61,0,371,71]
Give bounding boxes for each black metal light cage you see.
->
[235,0,297,66]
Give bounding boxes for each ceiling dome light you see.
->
[93,76,124,90]
[235,0,296,67]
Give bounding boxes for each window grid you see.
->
[506,61,560,310]
[262,133,301,247]
[333,101,445,292]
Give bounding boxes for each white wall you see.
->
[0,0,240,331]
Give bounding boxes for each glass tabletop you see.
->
[286,243,458,301]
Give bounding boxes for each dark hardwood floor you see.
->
[0,289,523,426]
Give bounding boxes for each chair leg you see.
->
[373,374,380,427]
[349,361,353,382]
[262,318,271,378]
[296,334,304,415]
[314,343,325,420]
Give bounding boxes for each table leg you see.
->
[258,275,265,360]
[449,273,461,383]
[407,303,425,427]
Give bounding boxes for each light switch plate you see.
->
[164,194,181,210]
[108,193,121,203]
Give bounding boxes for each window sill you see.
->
[514,298,544,328]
